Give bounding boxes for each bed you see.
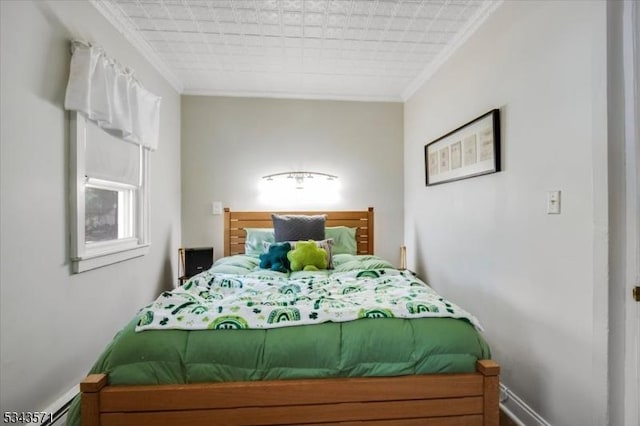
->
[71,208,499,426]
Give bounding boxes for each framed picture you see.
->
[425,109,501,186]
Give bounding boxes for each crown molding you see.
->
[401,0,504,101]
[89,0,184,94]
[182,88,403,103]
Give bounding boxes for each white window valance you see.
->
[64,40,161,151]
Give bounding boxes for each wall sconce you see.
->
[259,171,340,204]
[262,171,338,190]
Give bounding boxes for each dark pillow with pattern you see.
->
[272,214,326,242]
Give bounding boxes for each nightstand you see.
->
[178,247,214,286]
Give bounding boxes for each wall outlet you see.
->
[212,201,222,215]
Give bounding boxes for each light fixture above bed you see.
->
[259,171,340,205]
[262,171,338,190]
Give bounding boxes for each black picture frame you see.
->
[425,109,501,186]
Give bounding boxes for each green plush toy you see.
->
[259,242,291,273]
[287,240,328,271]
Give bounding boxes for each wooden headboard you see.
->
[224,207,374,257]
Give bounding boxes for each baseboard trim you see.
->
[500,383,552,426]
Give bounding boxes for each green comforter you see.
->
[67,255,490,426]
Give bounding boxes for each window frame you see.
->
[70,112,150,273]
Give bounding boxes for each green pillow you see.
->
[244,228,275,255]
[287,240,328,271]
[326,226,357,255]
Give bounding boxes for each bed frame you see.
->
[80,208,500,426]
[224,207,375,256]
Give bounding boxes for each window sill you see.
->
[72,244,149,273]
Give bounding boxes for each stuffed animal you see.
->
[287,240,328,271]
[259,242,291,273]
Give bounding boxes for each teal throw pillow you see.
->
[259,242,291,273]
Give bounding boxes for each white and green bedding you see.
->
[136,254,483,332]
[67,254,491,426]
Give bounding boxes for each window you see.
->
[85,181,135,242]
[70,112,149,273]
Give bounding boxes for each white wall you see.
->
[404,2,608,425]
[181,96,404,263]
[0,0,181,415]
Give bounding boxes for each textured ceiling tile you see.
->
[304,38,323,48]
[220,7,241,21]
[347,15,368,28]
[282,0,303,12]
[165,4,192,19]
[117,2,145,16]
[94,0,501,99]
[342,28,363,39]
[175,19,198,32]
[397,1,422,17]
[389,16,411,30]
[263,24,282,36]
[325,27,343,38]
[226,34,245,45]
[304,12,324,26]
[368,16,390,29]
[324,39,341,49]
[304,26,323,38]
[260,1,279,11]
[424,3,454,20]
[131,17,156,30]
[374,1,399,16]
[190,43,210,54]
[231,0,254,9]
[284,25,303,37]
[186,5,210,18]
[283,37,302,47]
[143,3,169,19]
[188,0,214,6]
[153,19,177,31]
[352,1,376,15]
[216,21,236,33]
[236,8,258,22]
[384,30,406,42]
[199,23,220,36]
[328,1,351,14]
[264,36,284,47]
[326,13,347,26]
[259,10,280,24]
[243,24,261,34]
[149,40,171,52]
[408,17,430,31]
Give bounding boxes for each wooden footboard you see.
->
[80,360,499,426]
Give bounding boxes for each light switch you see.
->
[547,191,561,214]
[212,201,222,215]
